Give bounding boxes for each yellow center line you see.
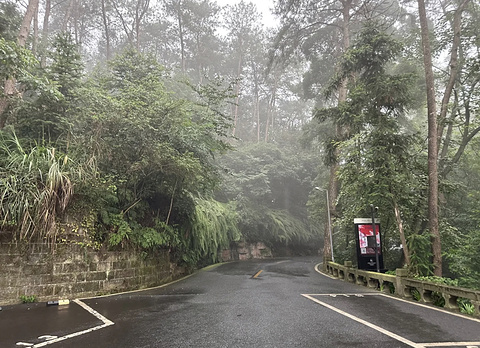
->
[253,270,263,278]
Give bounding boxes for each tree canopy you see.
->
[1,0,480,285]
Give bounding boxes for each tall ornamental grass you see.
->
[0,131,91,242]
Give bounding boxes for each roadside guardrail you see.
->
[325,261,480,317]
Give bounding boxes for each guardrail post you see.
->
[472,300,480,317]
[343,261,352,282]
[442,293,458,310]
[395,268,408,297]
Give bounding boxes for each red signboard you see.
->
[358,224,381,255]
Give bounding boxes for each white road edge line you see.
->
[31,299,114,347]
[301,294,422,348]
[314,263,337,279]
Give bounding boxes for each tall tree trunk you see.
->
[166,180,177,225]
[41,0,51,67]
[265,74,277,143]
[18,0,39,46]
[176,0,186,73]
[232,54,242,136]
[393,198,411,267]
[101,0,111,60]
[323,0,351,268]
[437,0,470,145]
[134,0,150,51]
[62,0,74,31]
[112,0,134,46]
[417,0,442,276]
[0,0,39,129]
[32,3,38,54]
[73,0,79,45]
[251,63,260,142]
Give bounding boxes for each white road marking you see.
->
[32,322,113,347]
[72,299,114,326]
[314,263,337,279]
[420,343,480,347]
[275,260,290,264]
[374,293,480,324]
[320,293,380,297]
[305,293,480,347]
[38,336,58,341]
[19,299,115,347]
[302,294,421,348]
[313,292,480,324]
[16,343,33,347]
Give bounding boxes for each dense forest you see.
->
[0,0,479,288]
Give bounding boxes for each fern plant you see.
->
[190,197,241,262]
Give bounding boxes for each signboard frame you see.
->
[354,218,384,271]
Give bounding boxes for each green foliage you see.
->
[0,2,22,41]
[442,143,480,289]
[0,130,94,241]
[218,141,320,252]
[44,48,239,265]
[84,50,233,214]
[190,198,241,262]
[131,220,177,250]
[98,211,172,250]
[379,281,395,294]
[106,213,132,247]
[327,21,405,99]
[314,20,426,269]
[20,295,36,303]
[411,277,459,307]
[16,32,84,141]
[48,32,84,97]
[388,282,395,294]
[414,275,458,287]
[236,199,316,249]
[458,298,475,316]
[410,288,421,301]
[0,38,37,81]
[407,233,433,276]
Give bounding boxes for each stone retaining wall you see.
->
[0,243,186,305]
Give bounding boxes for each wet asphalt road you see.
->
[2,257,480,347]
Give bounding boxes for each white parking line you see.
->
[15,299,114,347]
[420,343,480,347]
[375,293,480,324]
[72,299,114,326]
[37,336,58,341]
[304,293,480,348]
[302,294,421,348]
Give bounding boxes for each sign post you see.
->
[354,217,384,272]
